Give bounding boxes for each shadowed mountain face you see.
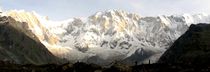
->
[0,16,63,65]
[159,23,210,65]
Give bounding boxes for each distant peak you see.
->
[90,9,141,21]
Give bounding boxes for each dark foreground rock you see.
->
[0,61,210,72]
[159,23,210,65]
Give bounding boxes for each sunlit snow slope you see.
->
[3,10,210,65]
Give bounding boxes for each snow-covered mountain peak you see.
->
[87,10,140,35]
[0,10,74,58]
[90,10,140,21]
[41,10,210,65]
[5,10,59,45]
[2,9,210,65]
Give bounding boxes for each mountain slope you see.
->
[159,23,210,65]
[0,15,62,65]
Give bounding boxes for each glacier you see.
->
[2,10,210,66]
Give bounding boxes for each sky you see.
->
[1,0,210,20]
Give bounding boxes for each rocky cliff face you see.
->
[0,15,62,65]
[159,23,210,65]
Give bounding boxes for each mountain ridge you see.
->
[0,15,64,65]
[1,9,210,65]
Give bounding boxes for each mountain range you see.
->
[0,10,210,65]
